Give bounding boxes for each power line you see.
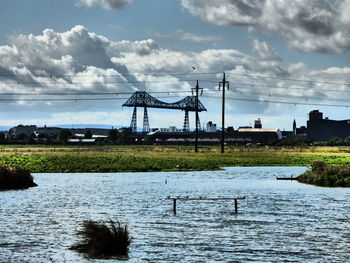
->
[0,79,216,85]
[1,70,349,87]
[0,72,221,78]
[227,81,350,94]
[0,86,349,104]
[225,72,350,86]
[0,83,349,104]
[227,89,350,103]
[203,95,350,108]
[0,95,183,102]
[1,78,348,95]
[0,90,191,96]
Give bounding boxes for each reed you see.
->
[71,219,131,257]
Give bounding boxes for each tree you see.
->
[25,133,36,144]
[344,136,350,146]
[15,133,27,142]
[57,129,72,144]
[108,129,118,144]
[84,129,93,139]
[144,134,156,145]
[0,132,6,144]
[117,128,132,144]
[328,137,342,146]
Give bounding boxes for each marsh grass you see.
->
[71,219,131,258]
[0,146,349,173]
[298,161,350,187]
[0,165,37,190]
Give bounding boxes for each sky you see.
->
[1,0,350,131]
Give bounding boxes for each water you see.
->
[0,167,349,262]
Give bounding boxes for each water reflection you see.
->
[0,167,349,262]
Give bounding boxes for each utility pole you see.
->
[192,80,203,153]
[219,73,229,153]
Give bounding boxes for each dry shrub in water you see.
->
[0,165,37,190]
[71,219,130,257]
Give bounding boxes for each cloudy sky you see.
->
[1,0,350,130]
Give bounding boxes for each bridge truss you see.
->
[122,91,207,132]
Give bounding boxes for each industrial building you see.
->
[238,128,282,141]
[307,110,350,141]
[236,118,282,142]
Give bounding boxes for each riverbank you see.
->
[298,161,350,187]
[0,146,349,173]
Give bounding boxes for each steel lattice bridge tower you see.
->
[122,91,207,132]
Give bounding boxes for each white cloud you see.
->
[252,39,280,61]
[150,29,220,43]
[77,0,132,10]
[1,26,350,128]
[181,0,350,53]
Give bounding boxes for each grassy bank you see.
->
[298,161,350,187]
[0,146,349,173]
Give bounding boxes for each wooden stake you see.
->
[173,199,177,215]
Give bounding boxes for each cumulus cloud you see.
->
[77,0,132,10]
[252,39,280,61]
[150,29,220,43]
[181,0,350,53]
[1,26,350,127]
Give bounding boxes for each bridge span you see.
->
[123,91,206,132]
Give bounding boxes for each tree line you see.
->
[1,128,134,145]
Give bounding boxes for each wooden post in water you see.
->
[173,199,177,215]
[166,196,245,215]
[234,198,238,213]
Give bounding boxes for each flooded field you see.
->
[0,167,349,262]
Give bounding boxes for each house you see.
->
[8,125,37,138]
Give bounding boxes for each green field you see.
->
[1,145,350,173]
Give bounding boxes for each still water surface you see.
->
[0,167,349,262]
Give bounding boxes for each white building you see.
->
[238,128,283,140]
[152,126,182,132]
[206,121,217,132]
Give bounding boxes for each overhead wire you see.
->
[226,88,350,103]
[0,95,184,102]
[1,70,350,108]
[225,72,350,86]
[0,72,221,78]
[0,79,216,85]
[1,70,349,86]
[226,81,350,94]
[1,78,348,95]
[203,95,350,108]
[0,90,192,96]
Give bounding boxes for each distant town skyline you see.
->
[1,0,350,130]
